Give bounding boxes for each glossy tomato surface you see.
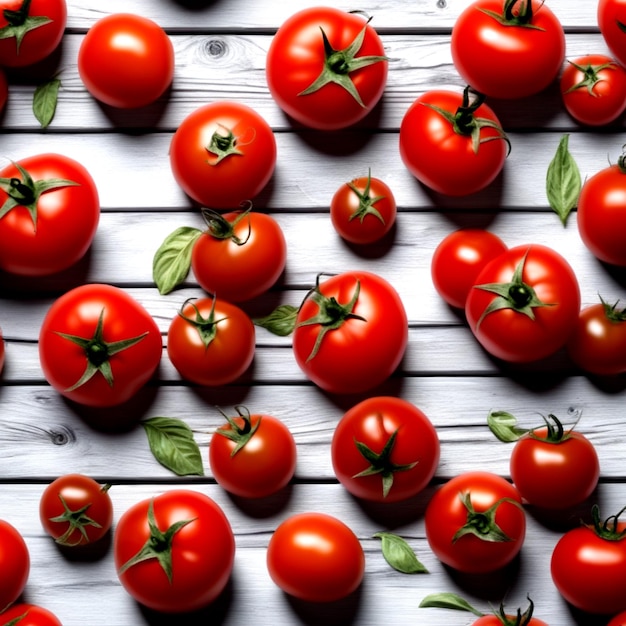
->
[0,154,100,276]
[266,512,365,602]
[78,13,174,108]
[0,519,30,612]
[608,610,626,626]
[0,603,62,626]
[474,616,548,626]
[599,0,626,68]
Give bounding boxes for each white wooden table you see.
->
[1,1,625,624]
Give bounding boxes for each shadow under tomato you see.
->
[51,528,112,562]
[4,41,64,83]
[187,382,253,408]
[320,375,407,414]
[335,219,398,260]
[284,582,363,626]
[224,482,294,518]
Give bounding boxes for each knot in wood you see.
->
[48,425,76,446]
[205,38,227,58]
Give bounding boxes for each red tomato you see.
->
[474,615,548,626]
[561,55,626,126]
[0,604,62,626]
[399,88,509,196]
[209,406,296,498]
[465,244,581,363]
[0,519,30,612]
[78,13,174,109]
[114,490,235,613]
[0,0,67,68]
[0,154,100,276]
[330,170,397,244]
[167,297,255,386]
[191,208,287,302]
[451,0,565,99]
[0,67,7,113]
[266,7,387,130]
[431,229,508,309]
[551,505,626,614]
[609,610,626,626]
[577,156,626,266]
[170,101,276,209]
[331,396,440,503]
[39,474,113,547]
[424,471,526,574]
[266,512,365,602]
[292,271,408,394]
[38,284,162,408]
[599,0,626,69]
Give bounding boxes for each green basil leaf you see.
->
[546,134,581,226]
[33,78,61,129]
[142,417,204,476]
[487,410,530,443]
[152,226,202,295]
[253,304,298,336]
[419,592,484,616]
[373,532,428,574]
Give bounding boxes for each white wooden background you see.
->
[1,1,626,624]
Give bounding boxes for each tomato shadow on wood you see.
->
[50,529,112,563]
[283,583,363,626]
[222,483,294,518]
[4,41,64,84]
[334,220,398,260]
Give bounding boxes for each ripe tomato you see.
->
[170,101,276,209]
[0,0,67,68]
[399,87,509,196]
[114,490,235,613]
[191,208,287,302]
[266,512,365,602]
[465,244,581,363]
[424,471,526,574]
[431,229,508,309]
[38,284,162,408]
[0,603,62,626]
[292,271,408,394]
[0,67,7,113]
[598,0,626,68]
[266,7,387,130]
[560,55,626,126]
[39,474,113,547]
[330,170,396,245]
[209,405,296,498]
[331,396,439,503]
[0,153,100,277]
[78,13,174,109]
[577,154,626,266]
[551,505,626,614]
[609,611,626,626]
[450,0,565,100]
[167,297,255,386]
[0,519,30,612]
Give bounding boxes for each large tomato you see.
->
[424,471,526,574]
[465,244,581,363]
[266,512,365,602]
[0,604,62,626]
[450,0,565,99]
[170,101,276,209]
[292,271,408,394]
[598,0,626,68]
[0,519,30,613]
[399,87,509,196]
[551,505,626,614]
[0,0,67,68]
[114,490,235,613]
[38,284,162,408]
[0,154,100,276]
[331,396,440,503]
[266,7,387,130]
[78,13,174,109]
[167,297,255,386]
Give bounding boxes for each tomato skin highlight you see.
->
[608,610,626,626]
[0,519,30,613]
[0,603,63,626]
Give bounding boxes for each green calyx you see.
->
[600,295,626,322]
[346,168,386,225]
[201,205,252,245]
[493,596,536,626]
[0,0,53,54]
[564,59,617,96]
[478,0,544,30]
[214,405,261,457]
[299,16,387,107]
[618,145,626,173]
[0,161,79,231]
[453,492,522,543]
[586,504,626,542]
[177,297,227,350]
[56,308,148,392]
[205,123,246,165]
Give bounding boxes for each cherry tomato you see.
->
[209,405,296,498]
[167,297,255,386]
[465,244,581,363]
[191,208,287,302]
[39,474,113,547]
[424,471,526,574]
[38,284,162,408]
[0,603,62,626]
[114,490,235,613]
[330,170,397,245]
[551,505,626,615]
[331,396,439,503]
[292,271,408,394]
[0,0,67,68]
[170,101,276,209]
[399,87,509,197]
[266,512,365,602]
[431,229,508,309]
[0,153,100,277]
[0,67,7,113]
[598,0,626,69]
[266,7,387,131]
[560,55,626,126]
[451,0,565,100]
[0,519,30,612]
[78,13,174,109]
[608,610,626,626]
